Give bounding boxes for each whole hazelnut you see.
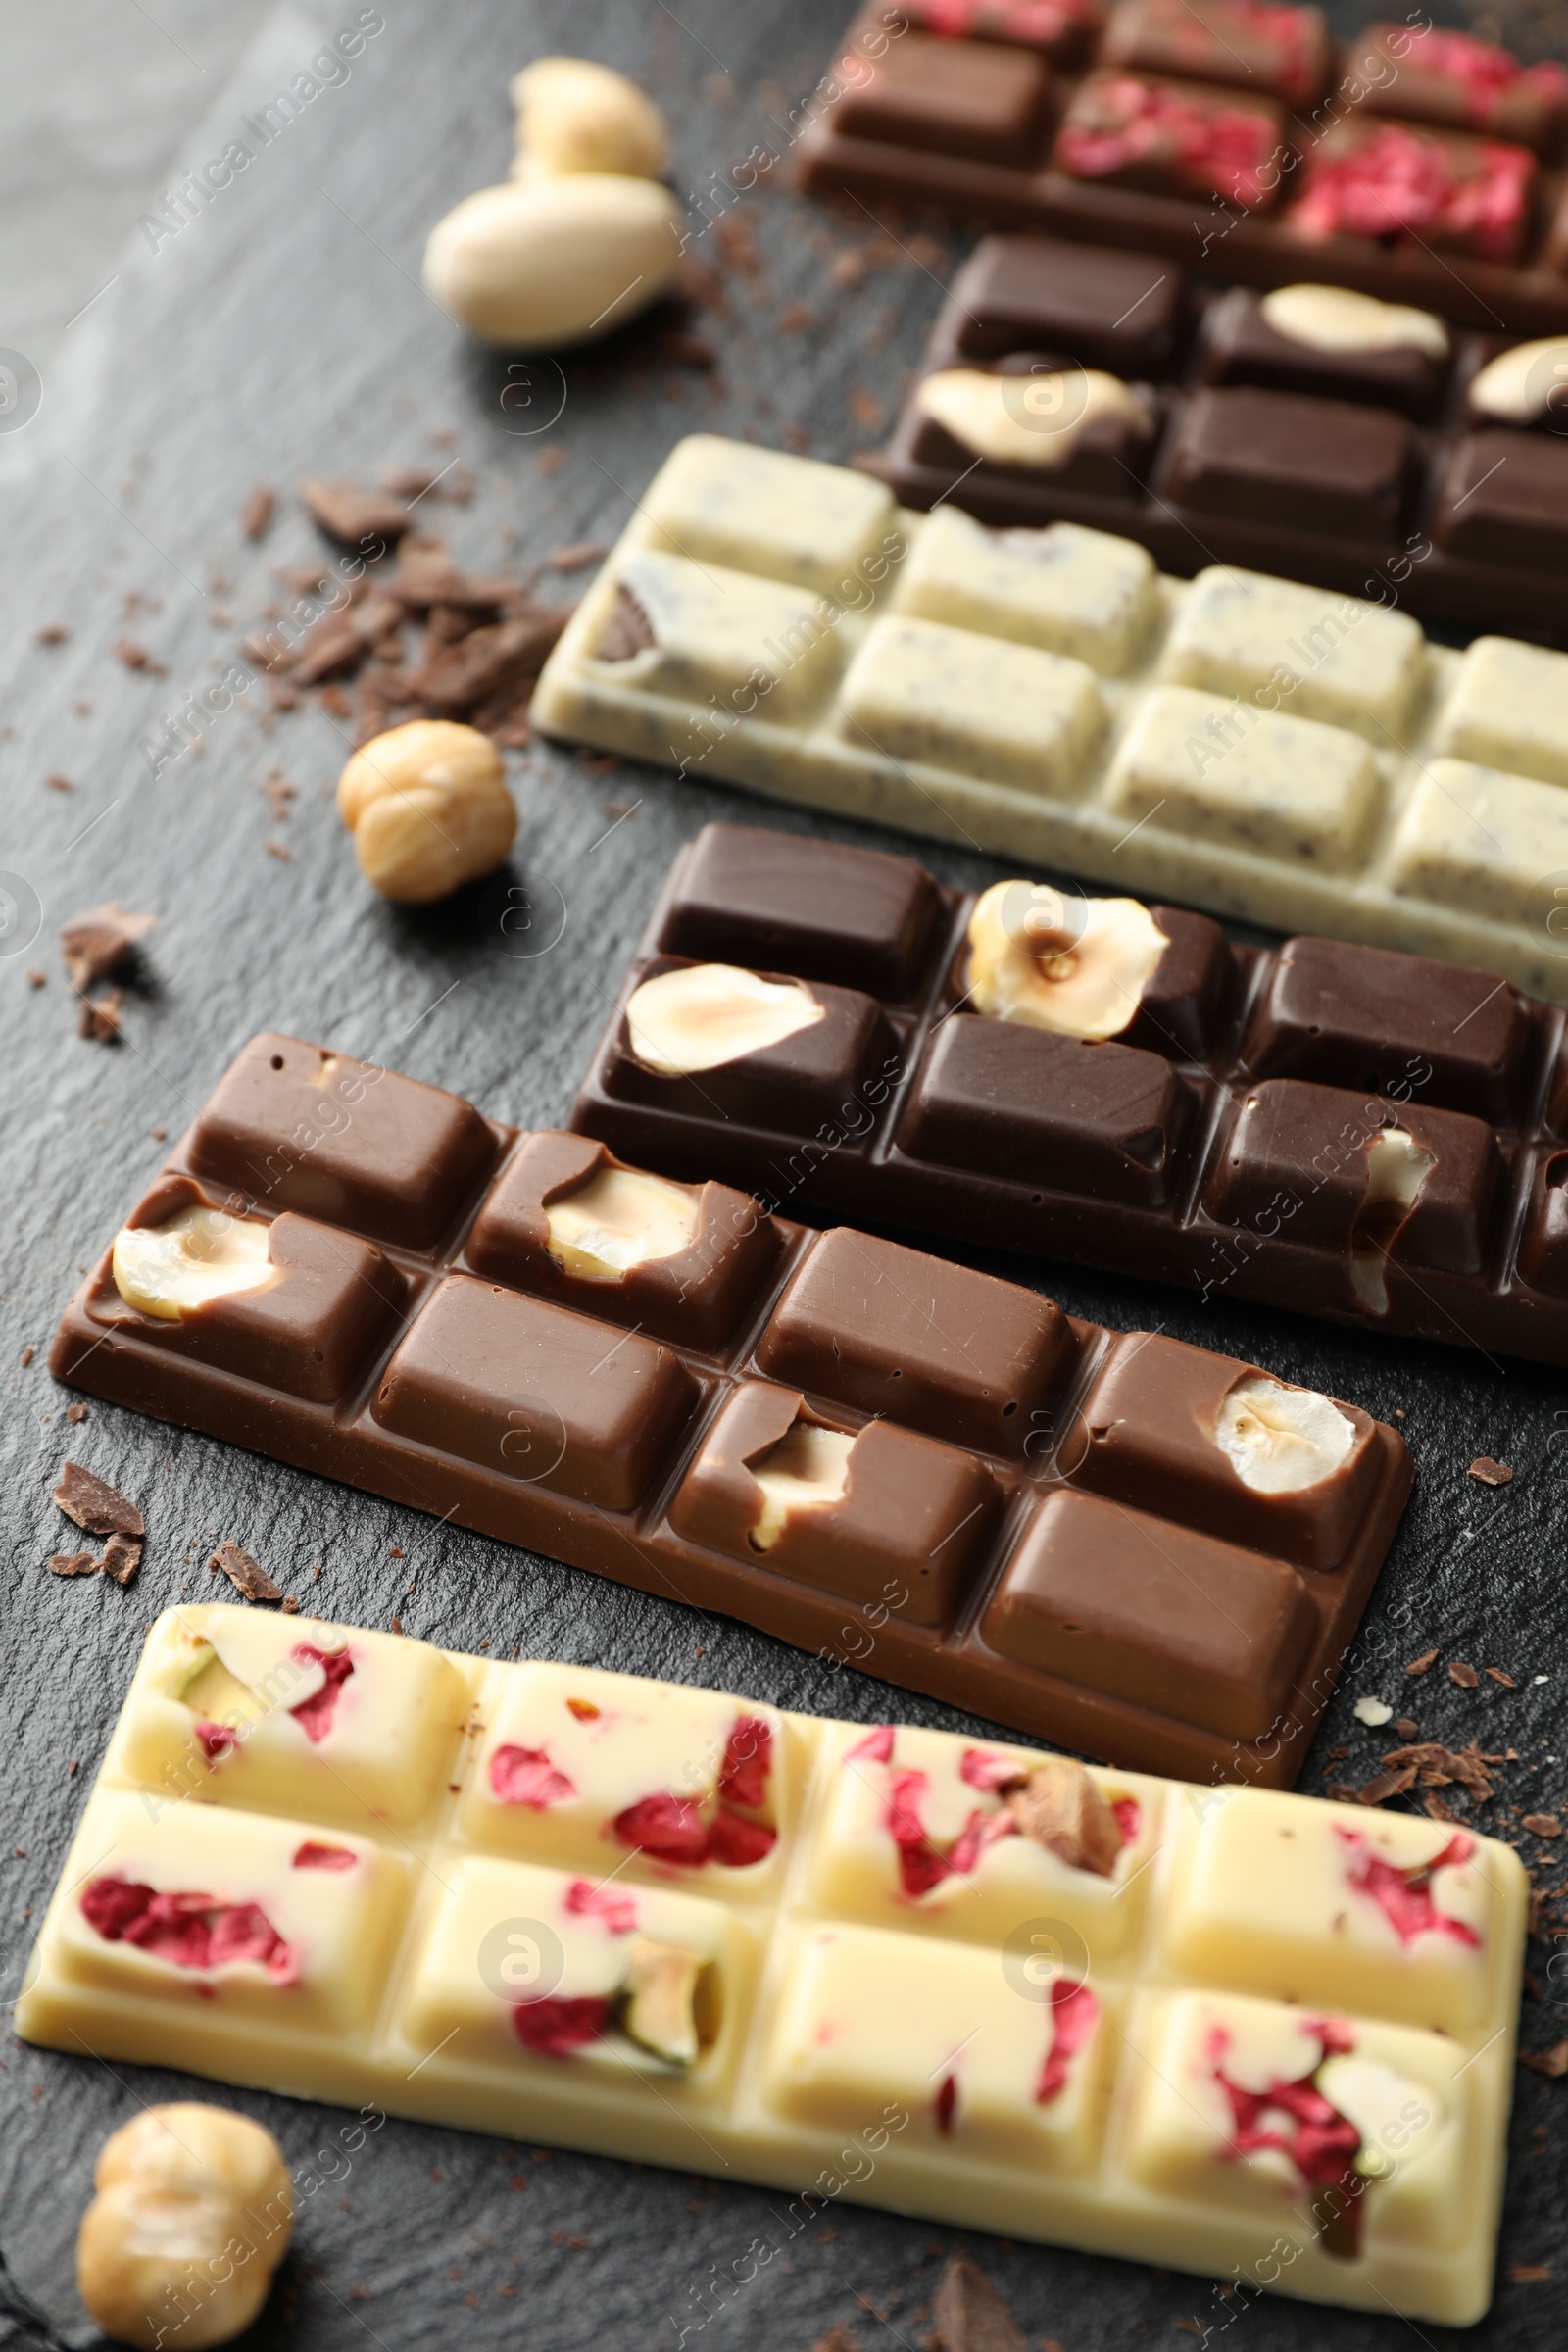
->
[76,2103,293,2350]
[337,719,515,902]
[422,173,683,351]
[510,56,669,181]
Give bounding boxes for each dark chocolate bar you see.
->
[569,821,1568,1368]
[860,228,1568,638]
[50,1030,1412,1788]
[802,4,1568,336]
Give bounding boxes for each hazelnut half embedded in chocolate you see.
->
[1214,1374,1356,1494]
[966,880,1169,1040]
[748,1419,856,1552]
[624,963,827,1076]
[916,365,1152,471]
[112,1203,273,1321]
[1005,1757,1122,1877]
[1350,1128,1437,1314]
[545,1165,699,1281]
[619,1935,706,2066]
[1259,283,1449,361]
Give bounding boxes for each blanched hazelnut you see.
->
[749,1420,855,1552]
[421,175,683,351]
[511,57,669,181]
[77,2103,292,2351]
[1214,1375,1355,1494]
[916,366,1149,470]
[546,1165,700,1280]
[1468,334,1568,423]
[620,1936,705,2066]
[337,720,514,903]
[1259,283,1448,360]
[966,880,1168,1040]
[625,963,826,1076]
[113,1204,272,1320]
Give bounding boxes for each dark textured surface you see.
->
[0,3,1564,2347]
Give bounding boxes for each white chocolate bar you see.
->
[20,1606,1527,2327]
[533,434,1568,1003]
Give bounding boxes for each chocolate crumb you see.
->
[54,1460,144,1538]
[242,485,275,541]
[1520,2039,1568,2078]
[1524,1814,1563,1838]
[60,903,157,991]
[848,386,885,432]
[46,772,74,792]
[1448,1660,1480,1690]
[150,1125,167,1142]
[113,637,167,675]
[1423,1790,1458,1822]
[101,1532,142,1586]
[20,1346,33,1367]
[1356,1765,1418,1805]
[77,990,123,1043]
[300,477,412,548]
[65,1403,87,1424]
[1405,1647,1440,1677]
[546,541,610,571]
[35,622,70,645]
[389,1545,405,1558]
[1468,1455,1512,1486]
[1487,1666,1517,1688]
[1509,2263,1554,2282]
[1395,1717,1419,1738]
[48,1551,99,1578]
[211,1540,283,1602]
[25,969,45,988]
[391,1613,404,1636]
[69,1758,78,1775]
[266,840,292,862]
[931,2253,1026,2352]
[281,1595,301,1615]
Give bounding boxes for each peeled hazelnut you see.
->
[625,963,826,1076]
[511,57,669,181]
[916,366,1150,470]
[1005,1758,1122,1878]
[966,880,1168,1040]
[546,1165,700,1280]
[1468,334,1568,423]
[337,720,514,903]
[620,1935,705,2066]
[1259,283,1448,361]
[77,2103,292,2351]
[113,1204,272,1320]
[421,174,683,351]
[1215,1375,1355,1494]
[749,1420,856,1552]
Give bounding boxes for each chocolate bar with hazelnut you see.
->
[800,3,1568,336]
[859,228,1568,640]
[569,820,1568,1368]
[49,1026,1412,1786]
[18,1604,1528,2326]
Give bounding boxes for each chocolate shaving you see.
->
[1405,1647,1440,1677]
[242,485,275,541]
[211,1541,283,1602]
[300,477,412,548]
[1524,1814,1562,1838]
[77,990,123,1044]
[101,1533,142,1586]
[1005,1758,1121,1876]
[60,903,157,991]
[48,1551,99,1578]
[410,610,566,712]
[1520,2038,1568,2077]
[1355,1765,1418,1805]
[547,540,610,571]
[53,1460,144,1538]
[932,2254,1027,2352]
[1486,1667,1516,1688]
[1468,1455,1513,1485]
[1380,1740,1500,1802]
[393,537,519,610]
[597,584,657,662]
[1448,1660,1480,1689]
[1509,2263,1554,2282]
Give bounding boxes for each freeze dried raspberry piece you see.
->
[1287,120,1535,260]
[1054,72,1285,209]
[292,1841,357,1871]
[512,1994,611,2056]
[612,1791,712,1867]
[901,0,1102,53]
[1036,1979,1102,2103]
[1338,1826,1482,1946]
[715,1714,772,1811]
[1359,24,1568,148]
[490,1744,576,1809]
[80,1877,296,1980]
[564,1878,638,1933]
[288,1643,354,1743]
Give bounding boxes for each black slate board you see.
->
[0,4,1564,2347]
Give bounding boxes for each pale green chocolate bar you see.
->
[532,434,1568,1002]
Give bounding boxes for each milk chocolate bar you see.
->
[49,1033,1413,1785]
[530,432,1568,1005]
[802,4,1568,336]
[19,1605,1527,2326]
[573,819,1568,1365]
[861,228,1568,638]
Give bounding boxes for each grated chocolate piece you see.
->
[392,536,521,611]
[300,477,412,549]
[211,1540,283,1602]
[53,1460,144,1538]
[60,904,157,992]
[1449,1660,1480,1689]
[114,637,167,674]
[1520,2039,1568,2077]
[410,610,568,713]
[101,1533,142,1586]
[1523,1813,1562,1838]
[77,990,123,1044]
[547,541,611,571]
[1406,1647,1440,1676]
[932,2254,1027,2352]
[48,1551,99,1578]
[1356,1765,1418,1805]
[1468,1456,1513,1485]
[241,485,275,541]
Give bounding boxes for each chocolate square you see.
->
[835,29,1054,165]
[90,1176,406,1404]
[979,1488,1317,1740]
[755,1227,1074,1454]
[667,1381,1001,1625]
[372,1276,698,1511]
[911,363,1160,496]
[1517,1151,1568,1295]
[1199,285,1449,416]
[1053,73,1285,210]
[898,0,1103,65]
[1102,0,1331,108]
[1242,936,1533,1122]
[1433,430,1568,572]
[1057,1331,1382,1569]
[1354,24,1568,155]
[950,234,1186,371]
[1203,1081,1502,1278]
[1285,119,1535,262]
[603,958,900,1134]
[1117,905,1233,1059]
[656,822,940,1001]
[185,1032,497,1250]
[898,1015,1196,1206]
[1162,386,1412,542]
[465,1132,780,1351]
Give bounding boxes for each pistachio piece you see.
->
[966,880,1168,1040]
[113,1205,271,1321]
[620,1935,705,2066]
